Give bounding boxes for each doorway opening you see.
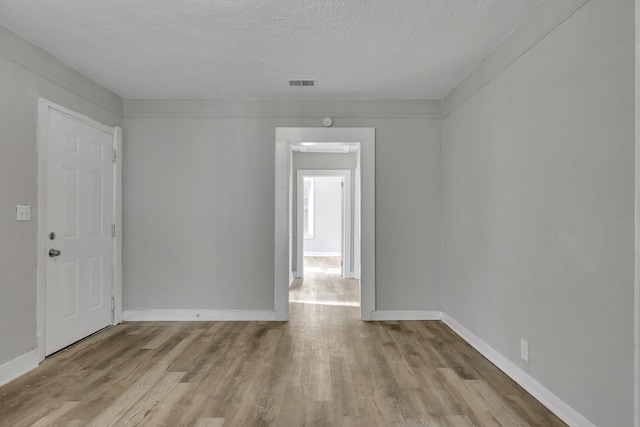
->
[290,169,359,308]
[274,127,375,321]
[296,170,353,279]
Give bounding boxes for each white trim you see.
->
[36,334,44,358]
[371,310,443,321]
[353,163,361,279]
[112,126,123,325]
[275,135,292,321]
[303,251,342,257]
[442,314,597,427]
[36,99,122,361]
[276,127,375,321]
[297,169,352,278]
[36,100,49,361]
[635,0,640,424]
[0,351,39,387]
[37,99,114,134]
[123,310,278,322]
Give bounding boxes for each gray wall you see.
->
[292,152,358,273]
[123,100,442,312]
[0,25,122,366]
[441,0,634,425]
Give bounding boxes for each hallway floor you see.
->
[289,256,360,307]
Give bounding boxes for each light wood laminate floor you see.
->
[0,259,565,426]
[289,257,360,307]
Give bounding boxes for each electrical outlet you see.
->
[16,204,30,221]
[520,339,529,362]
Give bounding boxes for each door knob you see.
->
[49,249,61,257]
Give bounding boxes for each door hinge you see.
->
[111,297,116,311]
[112,224,116,237]
[112,149,117,163]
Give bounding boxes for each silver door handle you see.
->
[49,249,61,257]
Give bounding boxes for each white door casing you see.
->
[353,163,362,279]
[275,127,375,321]
[37,99,122,359]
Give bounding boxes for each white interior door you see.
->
[45,110,113,356]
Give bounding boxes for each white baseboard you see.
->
[123,309,279,322]
[0,350,39,387]
[441,314,596,427]
[370,310,443,321]
[304,251,341,257]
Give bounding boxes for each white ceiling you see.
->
[0,0,542,100]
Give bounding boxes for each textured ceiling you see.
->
[0,0,542,99]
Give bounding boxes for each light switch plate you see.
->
[16,204,30,221]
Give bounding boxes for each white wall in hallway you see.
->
[304,176,343,256]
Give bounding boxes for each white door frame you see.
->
[297,169,352,279]
[36,99,123,362]
[635,2,640,425]
[275,127,375,321]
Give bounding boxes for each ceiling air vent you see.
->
[289,79,316,87]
